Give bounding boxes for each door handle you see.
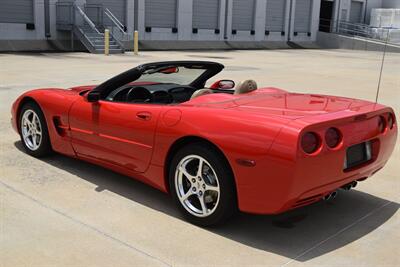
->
[136,112,152,121]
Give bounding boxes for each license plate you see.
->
[344,141,372,170]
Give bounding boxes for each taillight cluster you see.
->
[300,113,396,155]
[378,113,396,133]
[301,127,342,154]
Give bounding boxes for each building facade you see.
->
[0,0,398,51]
[0,0,322,51]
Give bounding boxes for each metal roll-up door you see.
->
[86,0,126,24]
[145,0,177,28]
[0,0,33,24]
[266,0,286,32]
[193,0,220,30]
[232,0,256,31]
[350,1,363,23]
[294,0,313,33]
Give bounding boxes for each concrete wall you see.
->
[333,0,399,24]
[317,30,400,52]
[382,0,400,8]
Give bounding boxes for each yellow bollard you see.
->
[104,29,110,56]
[134,30,139,55]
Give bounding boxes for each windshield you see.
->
[136,65,207,85]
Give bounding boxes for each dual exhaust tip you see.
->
[323,191,337,201]
[341,181,358,191]
[323,181,358,201]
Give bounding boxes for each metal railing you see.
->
[104,8,130,42]
[75,5,102,35]
[56,2,101,34]
[319,18,400,45]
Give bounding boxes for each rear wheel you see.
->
[169,143,236,226]
[19,102,52,157]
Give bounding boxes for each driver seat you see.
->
[234,80,258,95]
[190,89,213,100]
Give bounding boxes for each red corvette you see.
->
[11,61,397,226]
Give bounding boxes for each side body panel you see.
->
[68,99,162,173]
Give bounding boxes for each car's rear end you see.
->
[226,91,397,214]
[267,104,397,213]
[286,105,395,206]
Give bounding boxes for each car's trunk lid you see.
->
[226,90,375,119]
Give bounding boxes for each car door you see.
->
[69,97,163,173]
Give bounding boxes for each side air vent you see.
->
[53,116,67,136]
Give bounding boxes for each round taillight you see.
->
[378,116,386,133]
[325,127,342,148]
[388,113,395,129]
[301,132,320,154]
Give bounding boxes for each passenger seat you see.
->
[190,89,213,100]
[234,80,258,95]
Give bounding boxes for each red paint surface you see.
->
[11,86,397,214]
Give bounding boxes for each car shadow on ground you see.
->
[14,141,399,262]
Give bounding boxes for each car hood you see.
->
[190,88,375,119]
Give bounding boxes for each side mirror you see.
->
[210,80,235,90]
[86,91,101,102]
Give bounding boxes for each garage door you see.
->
[86,0,126,24]
[0,0,33,24]
[232,0,256,31]
[265,0,286,32]
[294,0,313,33]
[193,0,220,30]
[145,0,177,28]
[350,1,363,23]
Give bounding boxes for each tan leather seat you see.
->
[190,89,213,100]
[234,80,258,95]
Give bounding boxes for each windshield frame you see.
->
[92,61,224,99]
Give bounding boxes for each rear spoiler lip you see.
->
[294,103,393,126]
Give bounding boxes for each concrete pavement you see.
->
[0,49,399,267]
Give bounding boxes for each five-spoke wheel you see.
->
[175,155,220,217]
[170,143,236,226]
[19,102,52,157]
[21,109,42,151]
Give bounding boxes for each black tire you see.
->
[169,143,237,226]
[19,101,52,157]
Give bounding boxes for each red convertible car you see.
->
[11,61,397,226]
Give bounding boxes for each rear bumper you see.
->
[280,160,387,212]
[234,107,397,215]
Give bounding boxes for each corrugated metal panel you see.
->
[350,1,363,23]
[145,0,177,28]
[266,0,286,32]
[0,0,33,24]
[294,0,312,33]
[232,0,255,31]
[86,0,126,24]
[193,0,220,29]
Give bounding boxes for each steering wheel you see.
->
[126,87,153,103]
[152,91,174,104]
[168,86,197,103]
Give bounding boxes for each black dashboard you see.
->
[106,83,198,104]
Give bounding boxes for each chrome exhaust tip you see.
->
[323,194,330,201]
[323,191,338,201]
[341,184,352,190]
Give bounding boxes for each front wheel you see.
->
[169,143,236,226]
[19,102,52,157]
